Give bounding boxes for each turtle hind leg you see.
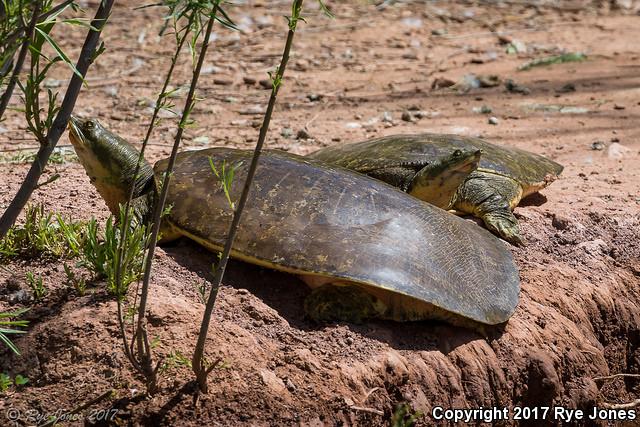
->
[453,173,525,246]
[303,284,387,324]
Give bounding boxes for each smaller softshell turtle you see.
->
[68,117,520,326]
[308,134,564,245]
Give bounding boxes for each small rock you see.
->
[259,369,288,396]
[243,76,257,85]
[293,59,309,71]
[414,110,440,119]
[7,289,32,305]
[102,86,118,97]
[307,93,323,102]
[259,79,273,90]
[401,17,423,28]
[241,105,266,115]
[345,122,361,129]
[505,79,531,95]
[213,78,233,86]
[506,39,527,54]
[200,65,223,74]
[577,239,609,255]
[381,112,393,123]
[560,106,589,114]
[231,119,249,126]
[608,142,632,159]
[193,136,210,145]
[431,28,447,36]
[488,116,499,125]
[401,111,413,122]
[5,277,21,292]
[43,78,62,88]
[280,128,293,139]
[431,77,456,89]
[285,378,297,392]
[296,129,312,140]
[477,75,500,88]
[613,104,625,110]
[556,83,576,93]
[473,105,492,114]
[552,214,571,230]
[591,141,605,151]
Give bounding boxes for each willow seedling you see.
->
[191,0,332,393]
[0,0,115,238]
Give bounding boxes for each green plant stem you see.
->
[133,4,219,395]
[0,1,41,122]
[0,0,115,239]
[115,13,193,372]
[191,0,304,394]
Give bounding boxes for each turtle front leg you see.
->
[453,173,525,246]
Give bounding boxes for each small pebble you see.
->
[591,141,605,150]
[243,76,257,85]
[280,128,293,139]
[213,78,233,86]
[259,79,273,90]
[556,83,576,93]
[488,116,499,125]
[296,129,312,140]
[552,214,571,230]
[613,104,625,110]
[401,111,413,122]
[285,378,297,392]
[382,111,393,123]
[193,136,210,145]
[608,142,632,159]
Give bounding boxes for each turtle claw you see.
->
[482,212,525,246]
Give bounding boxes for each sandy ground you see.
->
[1,1,639,425]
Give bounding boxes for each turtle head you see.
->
[68,116,155,216]
[407,148,482,209]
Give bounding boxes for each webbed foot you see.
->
[482,210,525,246]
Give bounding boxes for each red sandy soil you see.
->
[1,1,639,425]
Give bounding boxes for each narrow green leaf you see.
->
[35,27,84,81]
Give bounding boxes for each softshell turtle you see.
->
[308,134,564,245]
[68,117,520,326]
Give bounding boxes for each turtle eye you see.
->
[84,121,95,131]
[453,149,462,157]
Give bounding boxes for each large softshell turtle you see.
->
[68,117,520,326]
[308,134,564,245]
